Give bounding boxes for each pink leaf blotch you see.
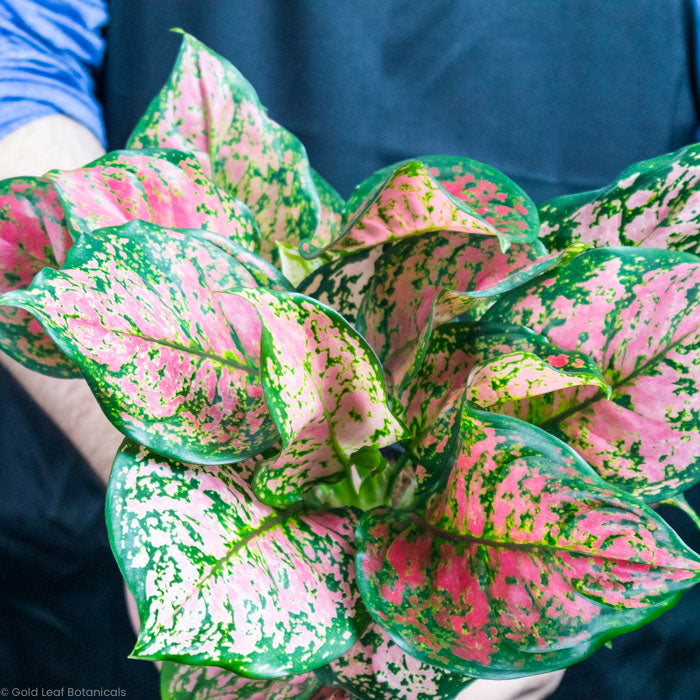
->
[356,407,700,679]
[0,177,78,376]
[230,289,404,507]
[1,220,280,463]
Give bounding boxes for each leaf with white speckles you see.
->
[109,440,367,676]
[302,156,539,258]
[231,289,404,507]
[483,247,700,501]
[160,661,320,699]
[315,621,474,699]
[399,323,608,500]
[47,148,260,252]
[353,231,550,394]
[0,220,280,464]
[128,32,339,260]
[0,177,79,376]
[539,143,700,255]
[356,406,700,679]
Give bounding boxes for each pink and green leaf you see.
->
[47,148,260,252]
[354,231,548,392]
[109,440,368,676]
[0,177,78,376]
[297,245,389,325]
[304,162,504,258]
[483,247,700,501]
[466,339,609,410]
[160,662,320,699]
[128,32,338,260]
[356,406,700,679]
[303,155,539,258]
[0,221,279,464]
[539,143,700,255]
[401,322,608,495]
[231,290,404,507]
[315,621,474,700]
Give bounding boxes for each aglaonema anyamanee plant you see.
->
[0,31,699,700]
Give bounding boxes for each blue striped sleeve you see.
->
[0,0,108,144]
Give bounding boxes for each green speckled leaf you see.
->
[315,621,473,700]
[354,231,549,393]
[356,406,700,679]
[160,662,320,699]
[400,323,608,499]
[539,143,700,255]
[297,245,388,325]
[128,32,335,260]
[109,440,367,676]
[483,247,700,501]
[466,333,609,409]
[0,177,79,376]
[303,161,506,258]
[303,155,539,258]
[0,221,279,464]
[47,148,260,252]
[231,290,404,507]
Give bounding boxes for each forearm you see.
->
[0,114,121,484]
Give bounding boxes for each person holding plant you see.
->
[1,2,698,699]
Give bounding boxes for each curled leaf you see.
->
[483,247,700,500]
[304,162,504,258]
[109,441,367,676]
[1,221,279,463]
[303,155,539,258]
[231,290,404,507]
[354,231,549,392]
[400,323,608,499]
[356,407,700,679]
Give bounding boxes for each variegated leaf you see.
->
[465,334,609,409]
[303,162,505,258]
[128,32,336,260]
[0,177,79,376]
[539,144,700,255]
[109,440,367,676]
[231,289,404,507]
[356,407,700,679]
[354,232,548,393]
[303,155,539,258]
[315,621,474,700]
[483,247,700,501]
[399,323,608,499]
[160,661,320,699]
[297,245,388,324]
[48,148,260,252]
[0,221,279,463]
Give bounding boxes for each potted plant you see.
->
[0,32,697,700]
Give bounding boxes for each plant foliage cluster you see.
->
[0,33,698,700]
